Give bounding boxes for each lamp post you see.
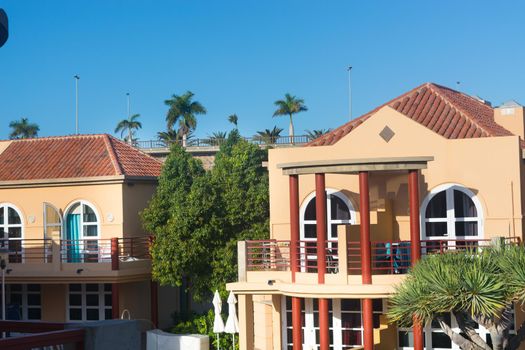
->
[0,239,9,338]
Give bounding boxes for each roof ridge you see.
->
[107,135,163,165]
[102,134,123,175]
[7,133,109,143]
[427,83,495,137]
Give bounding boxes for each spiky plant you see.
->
[205,131,227,146]
[388,245,525,349]
[306,129,331,141]
[254,126,283,145]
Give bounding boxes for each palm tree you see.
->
[157,129,179,146]
[9,118,39,139]
[388,245,525,350]
[164,91,206,147]
[228,114,238,129]
[306,129,332,141]
[254,126,283,144]
[205,131,227,146]
[273,93,307,144]
[114,114,142,145]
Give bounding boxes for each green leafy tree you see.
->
[164,91,206,146]
[306,128,331,141]
[115,113,142,145]
[254,126,283,144]
[388,245,525,350]
[9,117,39,139]
[273,93,307,143]
[228,114,238,129]
[142,130,269,302]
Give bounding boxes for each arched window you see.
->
[421,184,483,240]
[0,204,23,263]
[300,190,355,240]
[64,201,100,262]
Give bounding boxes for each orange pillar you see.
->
[111,237,119,271]
[315,173,329,350]
[289,175,303,349]
[409,169,423,350]
[359,171,374,350]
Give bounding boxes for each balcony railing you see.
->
[244,237,521,275]
[0,239,53,264]
[135,135,310,150]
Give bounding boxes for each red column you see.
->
[111,283,119,319]
[292,297,302,350]
[359,171,374,350]
[111,237,119,271]
[150,280,158,328]
[409,169,423,350]
[290,176,303,350]
[315,173,329,350]
[289,175,300,282]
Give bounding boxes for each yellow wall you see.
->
[268,106,524,242]
[41,284,67,322]
[122,182,157,237]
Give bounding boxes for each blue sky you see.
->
[1,0,525,141]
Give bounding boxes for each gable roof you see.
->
[308,82,515,147]
[0,134,162,182]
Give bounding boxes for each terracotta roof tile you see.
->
[307,82,515,147]
[0,134,162,182]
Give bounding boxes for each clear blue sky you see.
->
[1,0,525,141]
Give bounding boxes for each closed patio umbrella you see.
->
[224,291,239,349]
[213,290,225,350]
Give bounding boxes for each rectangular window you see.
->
[2,284,41,320]
[67,283,112,321]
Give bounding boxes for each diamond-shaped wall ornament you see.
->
[379,126,395,142]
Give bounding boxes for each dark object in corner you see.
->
[0,9,7,48]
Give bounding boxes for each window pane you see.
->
[10,284,22,292]
[432,332,452,348]
[104,284,112,292]
[399,331,414,347]
[304,224,316,239]
[8,208,21,225]
[304,200,316,220]
[341,299,361,311]
[454,190,477,217]
[86,284,99,292]
[28,308,41,320]
[331,195,350,221]
[431,313,451,328]
[426,191,446,218]
[83,205,97,223]
[0,208,3,225]
[372,299,383,312]
[83,225,98,237]
[86,294,99,307]
[342,330,362,346]
[45,204,61,226]
[69,308,82,320]
[373,314,381,328]
[341,313,361,328]
[69,284,81,292]
[455,222,478,237]
[425,222,447,237]
[27,284,40,292]
[69,294,82,306]
[86,308,99,321]
[104,309,112,320]
[27,294,40,306]
[10,294,22,305]
[8,227,21,238]
[105,294,112,307]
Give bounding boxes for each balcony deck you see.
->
[0,237,151,283]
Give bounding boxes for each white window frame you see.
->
[5,284,41,320]
[0,203,24,263]
[420,184,484,241]
[63,200,102,262]
[281,297,385,350]
[43,202,62,263]
[66,283,112,322]
[300,189,356,241]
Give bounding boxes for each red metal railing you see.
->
[0,239,53,264]
[60,239,112,263]
[246,237,521,275]
[246,240,290,271]
[0,321,84,350]
[119,236,151,260]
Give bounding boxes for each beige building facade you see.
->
[228,83,525,349]
[0,134,177,328]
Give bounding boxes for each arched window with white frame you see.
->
[64,201,101,263]
[421,184,483,242]
[0,203,23,263]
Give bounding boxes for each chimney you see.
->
[494,100,525,140]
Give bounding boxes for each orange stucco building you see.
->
[228,83,525,349]
[0,134,177,328]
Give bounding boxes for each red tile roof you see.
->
[308,82,515,147]
[0,134,162,181]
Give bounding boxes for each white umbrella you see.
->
[224,291,240,349]
[213,290,225,350]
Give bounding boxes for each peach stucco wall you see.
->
[268,106,524,243]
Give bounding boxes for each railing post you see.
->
[238,241,247,282]
[111,238,119,271]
